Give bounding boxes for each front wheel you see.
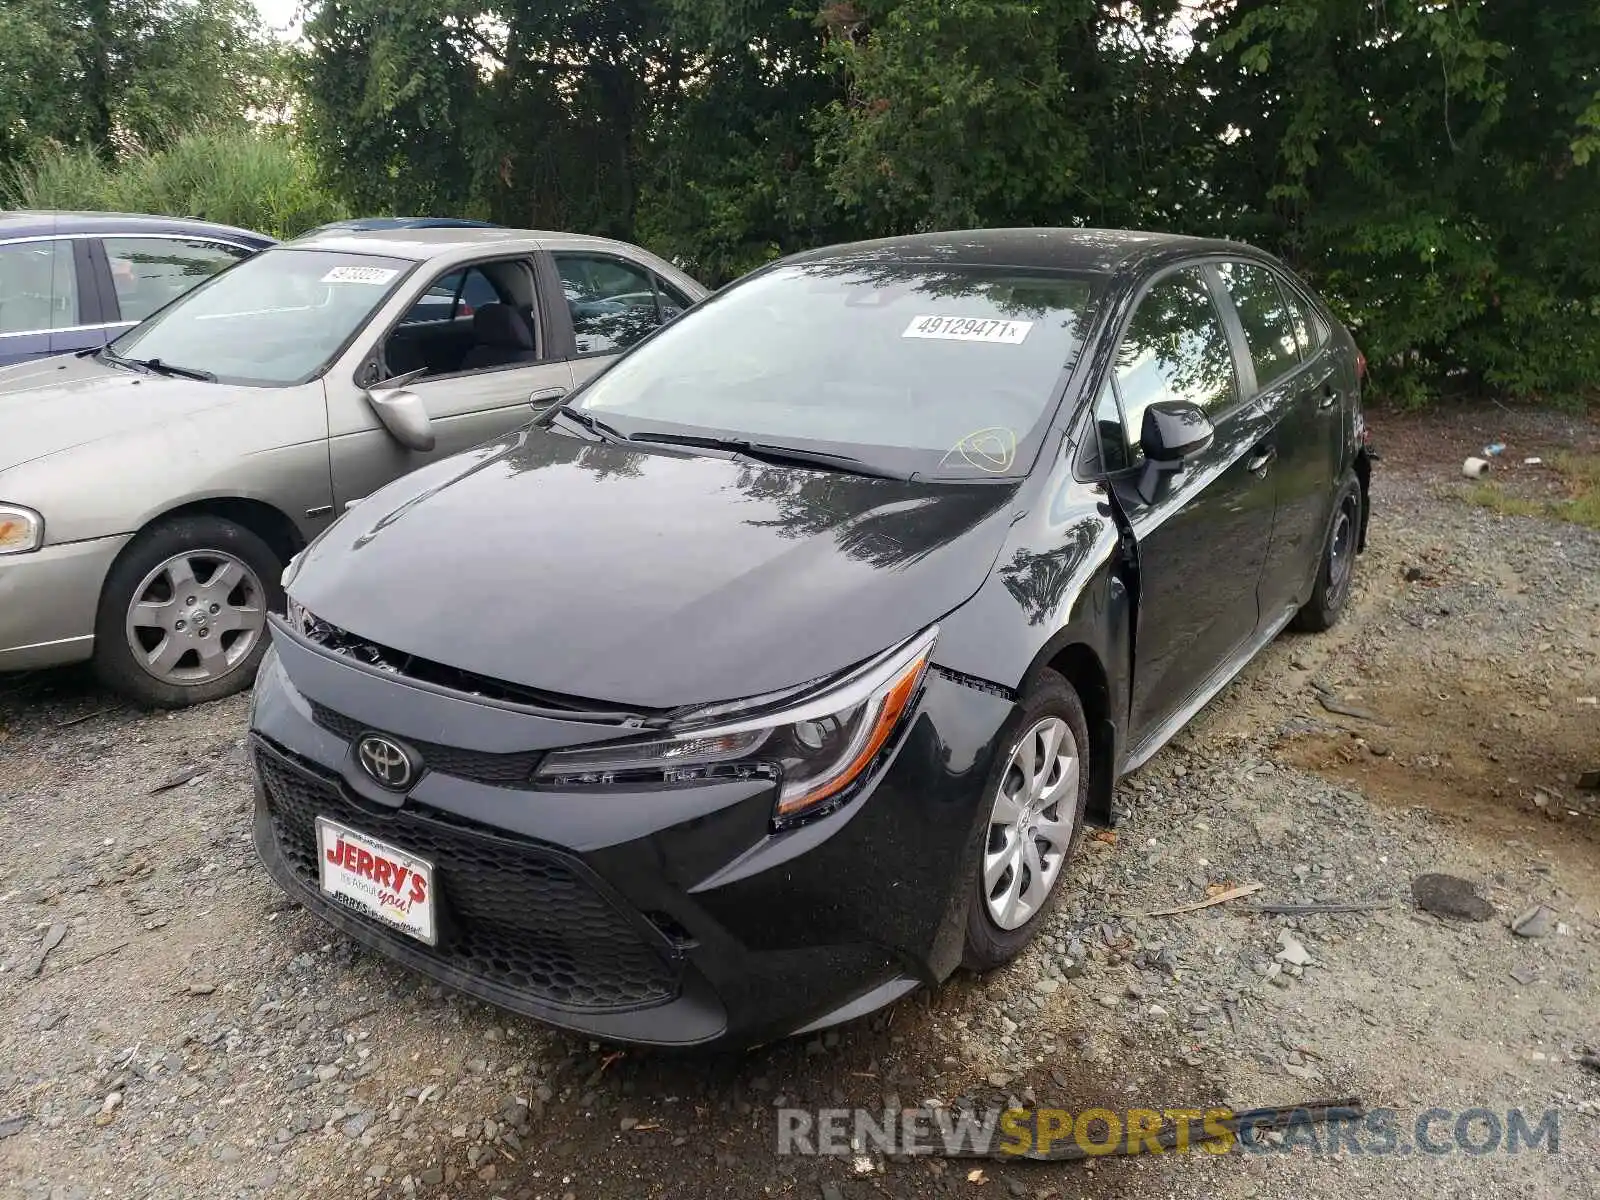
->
[962,670,1089,971]
[1291,478,1362,633]
[94,515,284,708]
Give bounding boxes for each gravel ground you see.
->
[2,406,1598,1200]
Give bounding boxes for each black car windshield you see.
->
[109,249,414,386]
[572,261,1101,479]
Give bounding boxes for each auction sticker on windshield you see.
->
[321,266,400,285]
[903,315,1032,344]
[316,817,436,944]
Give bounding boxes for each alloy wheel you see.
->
[1327,498,1356,608]
[124,549,267,686]
[982,716,1079,931]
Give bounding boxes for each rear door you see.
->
[1215,261,1340,620]
[0,238,88,363]
[1099,264,1280,753]
[327,254,574,511]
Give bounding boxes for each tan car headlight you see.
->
[0,504,43,555]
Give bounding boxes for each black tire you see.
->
[94,515,285,708]
[962,669,1090,972]
[1290,475,1363,634]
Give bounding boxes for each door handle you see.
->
[1246,445,1277,476]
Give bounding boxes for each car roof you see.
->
[0,209,275,245]
[780,227,1262,276]
[279,226,669,263]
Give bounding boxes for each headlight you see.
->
[535,626,938,824]
[0,504,43,555]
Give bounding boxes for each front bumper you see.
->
[249,631,1016,1048]
[0,534,130,672]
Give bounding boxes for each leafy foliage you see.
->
[1,128,347,238]
[5,0,1595,403]
[0,0,287,164]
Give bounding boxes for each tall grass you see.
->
[1,127,348,239]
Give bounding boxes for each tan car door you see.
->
[324,254,573,510]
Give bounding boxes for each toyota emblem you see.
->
[358,734,414,790]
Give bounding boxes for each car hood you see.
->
[0,353,235,472]
[288,429,1019,709]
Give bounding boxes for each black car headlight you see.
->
[535,626,938,823]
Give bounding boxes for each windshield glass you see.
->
[571,260,1101,479]
[110,249,414,386]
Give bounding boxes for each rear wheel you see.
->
[94,515,284,708]
[962,670,1089,971]
[1291,478,1362,633]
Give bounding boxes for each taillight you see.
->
[1356,349,1368,382]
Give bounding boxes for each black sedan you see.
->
[249,228,1374,1047]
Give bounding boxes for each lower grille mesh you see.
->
[256,744,680,1011]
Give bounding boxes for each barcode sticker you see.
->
[903,315,1032,344]
[321,266,399,285]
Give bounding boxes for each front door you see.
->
[1099,265,1279,749]
[326,255,575,510]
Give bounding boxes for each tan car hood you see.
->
[0,353,240,472]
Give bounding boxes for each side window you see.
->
[1092,378,1130,473]
[656,277,692,322]
[1285,286,1324,358]
[0,239,79,333]
[1217,262,1300,389]
[398,267,501,326]
[1113,268,1238,458]
[555,253,662,354]
[104,237,247,323]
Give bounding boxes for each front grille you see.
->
[310,702,544,789]
[255,744,681,1011]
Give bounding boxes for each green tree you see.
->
[815,1,1204,234]
[1193,0,1600,401]
[0,0,283,167]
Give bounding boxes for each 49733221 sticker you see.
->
[902,315,1033,344]
[321,265,400,285]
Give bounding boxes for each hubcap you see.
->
[1327,500,1356,606]
[125,550,266,685]
[983,716,1080,931]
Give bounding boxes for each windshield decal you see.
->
[321,266,400,285]
[903,315,1033,344]
[940,427,1018,473]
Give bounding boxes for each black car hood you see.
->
[289,429,1019,710]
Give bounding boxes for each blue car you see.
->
[300,217,501,236]
[0,211,274,366]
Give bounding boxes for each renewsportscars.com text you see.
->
[776,1105,1562,1158]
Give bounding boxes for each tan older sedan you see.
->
[0,227,706,705]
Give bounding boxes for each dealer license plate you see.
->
[315,817,437,945]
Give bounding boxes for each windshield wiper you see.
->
[548,403,626,444]
[629,432,910,481]
[98,345,150,373]
[135,357,216,382]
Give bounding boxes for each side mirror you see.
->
[363,383,435,453]
[1135,401,1214,504]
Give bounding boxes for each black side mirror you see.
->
[1136,401,1215,503]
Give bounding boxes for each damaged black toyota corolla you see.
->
[250,229,1374,1047]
